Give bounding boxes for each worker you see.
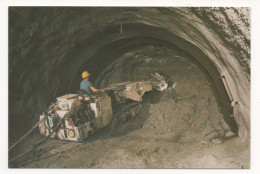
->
[80,71,104,94]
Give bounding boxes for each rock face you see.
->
[192,8,250,77]
[9,7,250,144]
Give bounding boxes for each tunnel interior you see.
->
[44,22,239,134]
[8,7,250,168]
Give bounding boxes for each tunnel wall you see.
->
[9,7,250,142]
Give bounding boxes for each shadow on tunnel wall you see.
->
[9,7,245,144]
[66,24,239,133]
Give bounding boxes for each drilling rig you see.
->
[39,73,173,141]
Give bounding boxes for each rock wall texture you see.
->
[192,8,250,78]
[9,7,250,142]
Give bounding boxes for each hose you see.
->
[8,115,47,152]
[9,105,84,164]
[8,105,55,152]
[9,117,65,164]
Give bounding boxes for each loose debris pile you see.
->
[112,88,231,145]
[11,88,244,168]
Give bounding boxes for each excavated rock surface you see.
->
[192,7,250,77]
[96,44,230,139]
[10,88,249,168]
[8,7,250,168]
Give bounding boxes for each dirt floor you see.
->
[7,7,251,169]
[9,88,250,168]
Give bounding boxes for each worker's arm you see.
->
[90,86,104,92]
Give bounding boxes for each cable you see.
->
[8,105,55,152]
[8,115,47,152]
[9,114,67,164]
[9,105,84,164]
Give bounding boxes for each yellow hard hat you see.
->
[82,71,90,79]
